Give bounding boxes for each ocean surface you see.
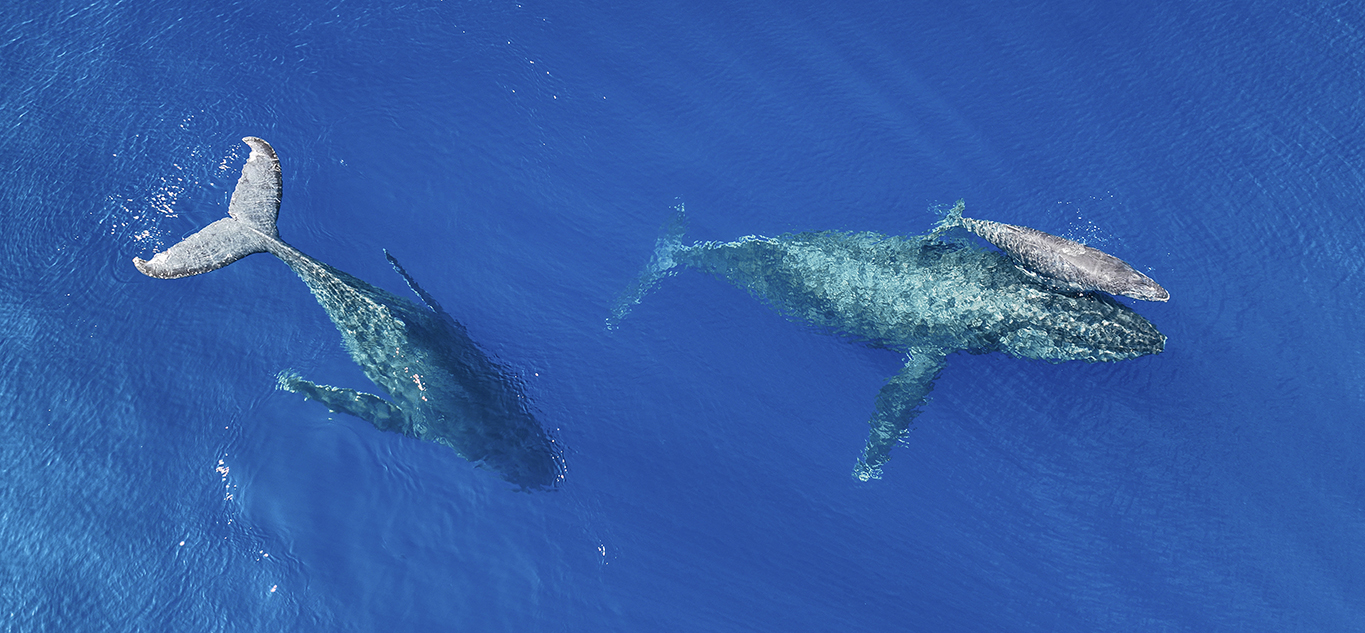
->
[2,1,1363,631]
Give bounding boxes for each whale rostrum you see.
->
[611,201,1166,481]
[135,137,561,490]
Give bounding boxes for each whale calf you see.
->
[941,212,1169,302]
[612,201,1165,481]
[135,137,561,490]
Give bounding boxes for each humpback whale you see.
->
[611,201,1165,481]
[135,137,561,490]
[943,215,1169,302]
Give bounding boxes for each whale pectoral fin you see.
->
[384,250,446,314]
[277,371,405,433]
[853,346,948,482]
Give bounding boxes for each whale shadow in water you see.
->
[611,201,1166,481]
[134,137,562,490]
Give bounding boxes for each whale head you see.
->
[991,289,1167,363]
[1114,273,1170,302]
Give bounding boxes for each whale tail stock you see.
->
[133,137,283,279]
[606,202,689,329]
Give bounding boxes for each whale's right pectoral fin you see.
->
[853,346,948,482]
[277,371,405,433]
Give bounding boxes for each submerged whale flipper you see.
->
[385,250,446,314]
[278,371,405,432]
[855,346,948,482]
[133,137,282,279]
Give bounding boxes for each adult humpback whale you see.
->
[611,201,1165,481]
[134,137,561,490]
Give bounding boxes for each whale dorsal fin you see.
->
[384,250,446,314]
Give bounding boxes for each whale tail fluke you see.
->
[606,203,689,329]
[133,137,283,279]
[926,199,968,242]
[133,217,270,279]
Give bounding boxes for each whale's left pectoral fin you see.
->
[277,371,405,433]
[853,346,948,482]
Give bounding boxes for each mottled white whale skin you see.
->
[134,137,561,490]
[953,212,1169,302]
[612,201,1166,481]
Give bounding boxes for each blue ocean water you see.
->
[2,0,1363,630]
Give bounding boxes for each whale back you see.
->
[281,249,562,489]
[676,231,1164,362]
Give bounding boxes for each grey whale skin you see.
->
[612,202,1166,481]
[134,137,561,490]
[951,215,1170,302]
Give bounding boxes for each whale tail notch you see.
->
[606,203,689,329]
[133,137,283,279]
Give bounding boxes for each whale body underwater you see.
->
[134,137,561,490]
[612,203,1166,480]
